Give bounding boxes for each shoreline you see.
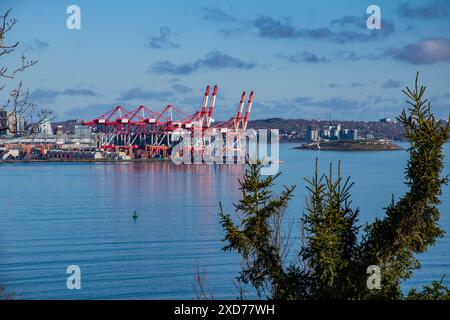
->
[295,140,404,151]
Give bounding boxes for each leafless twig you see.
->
[0,8,49,136]
[193,265,214,300]
[0,9,38,80]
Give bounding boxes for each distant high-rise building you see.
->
[74,125,92,139]
[320,129,331,139]
[56,125,64,137]
[316,124,360,141]
[339,128,349,140]
[39,119,53,136]
[16,116,25,133]
[306,125,319,141]
[0,111,25,136]
[330,127,338,140]
[365,133,374,140]
[349,129,358,140]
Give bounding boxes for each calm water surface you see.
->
[0,142,449,299]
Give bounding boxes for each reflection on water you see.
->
[0,162,245,299]
[0,143,449,299]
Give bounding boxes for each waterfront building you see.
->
[339,128,349,140]
[0,111,25,136]
[306,125,319,141]
[329,125,341,140]
[320,129,331,139]
[0,110,7,135]
[349,129,358,140]
[16,116,25,133]
[39,119,53,136]
[365,133,375,140]
[74,125,92,139]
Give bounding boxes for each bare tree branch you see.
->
[0,8,19,58]
[1,9,38,82]
[0,55,38,79]
[192,265,214,300]
[0,9,19,53]
[0,8,51,137]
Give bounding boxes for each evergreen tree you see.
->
[219,161,296,298]
[300,160,360,299]
[220,73,450,299]
[407,276,450,300]
[360,72,450,299]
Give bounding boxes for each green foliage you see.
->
[360,72,450,299]
[407,276,450,300]
[300,160,361,299]
[219,161,296,298]
[220,73,450,300]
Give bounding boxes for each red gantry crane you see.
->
[82,84,254,160]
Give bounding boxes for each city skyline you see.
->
[1,0,450,122]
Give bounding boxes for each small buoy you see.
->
[132,210,138,220]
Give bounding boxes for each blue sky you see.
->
[1,0,450,121]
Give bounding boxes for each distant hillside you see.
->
[247,118,406,142]
[50,119,82,133]
[51,118,407,141]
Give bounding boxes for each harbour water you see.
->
[0,142,449,299]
